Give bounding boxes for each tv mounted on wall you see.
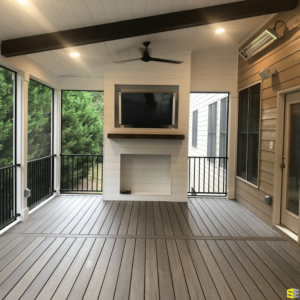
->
[119,92,175,128]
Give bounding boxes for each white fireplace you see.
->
[120,154,171,195]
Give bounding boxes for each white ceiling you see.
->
[0,0,274,77]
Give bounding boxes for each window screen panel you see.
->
[0,66,15,168]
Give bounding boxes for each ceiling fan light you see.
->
[70,52,80,58]
[216,28,225,34]
[15,0,29,6]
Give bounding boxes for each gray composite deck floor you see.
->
[0,195,300,299]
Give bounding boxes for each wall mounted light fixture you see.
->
[239,20,285,60]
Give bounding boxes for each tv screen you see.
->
[120,92,174,128]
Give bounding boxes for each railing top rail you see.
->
[61,154,103,157]
[28,154,56,163]
[188,156,228,159]
[0,164,19,171]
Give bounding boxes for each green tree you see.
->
[28,80,52,161]
[61,91,104,189]
[62,91,103,154]
[0,67,14,168]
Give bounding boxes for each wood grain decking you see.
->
[0,195,299,300]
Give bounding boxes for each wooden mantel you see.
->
[107,133,185,140]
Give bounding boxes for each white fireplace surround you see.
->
[103,52,191,202]
[120,154,171,196]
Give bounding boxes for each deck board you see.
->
[145,239,159,300]
[130,239,145,300]
[114,239,135,300]
[67,238,105,300]
[0,195,298,300]
[36,238,83,300]
[156,239,175,300]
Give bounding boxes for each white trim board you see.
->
[273,84,300,244]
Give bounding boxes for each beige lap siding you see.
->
[236,5,300,225]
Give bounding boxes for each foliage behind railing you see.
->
[0,165,17,230]
[60,154,103,193]
[27,155,55,209]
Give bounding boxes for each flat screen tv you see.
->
[119,92,175,128]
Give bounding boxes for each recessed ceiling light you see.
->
[216,28,225,34]
[70,52,80,58]
[15,0,29,6]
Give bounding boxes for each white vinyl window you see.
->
[207,102,217,159]
[237,83,261,185]
[192,110,198,148]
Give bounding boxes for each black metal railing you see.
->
[188,157,228,196]
[27,155,55,209]
[0,165,18,230]
[60,154,103,193]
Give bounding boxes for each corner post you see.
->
[16,73,29,221]
[53,89,61,195]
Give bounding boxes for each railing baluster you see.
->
[218,158,220,194]
[188,158,190,193]
[0,166,16,229]
[25,155,55,210]
[0,170,2,225]
[67,155,69,191]
[209,158,211,193]
[72,156,74,190]
[86,156,88,191]
[193,157,195,192]
[35,160,38,204]
[101,156,103,192]
[224,158,227,194]
[97,155,99,191]
[203,158,205,193]
[187,156,227,197]
[92,155,94,191]
[198,158,200,193]
[5,169,8,222]
[213,158,215,193]
[77,156,79,191]
[61,156,63,191]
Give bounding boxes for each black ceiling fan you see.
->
[114,41,183,64]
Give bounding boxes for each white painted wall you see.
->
[190,49,238,199]
[120,154,171,195]
[59,77,104,91]
[103,51,191,202]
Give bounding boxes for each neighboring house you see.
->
[188,93,229,195]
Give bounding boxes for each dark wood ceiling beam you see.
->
[1,0,298,57]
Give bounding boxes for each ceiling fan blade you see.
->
[150,57,183,64]
[114,58,141,64]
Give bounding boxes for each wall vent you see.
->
[239,29,278,60]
